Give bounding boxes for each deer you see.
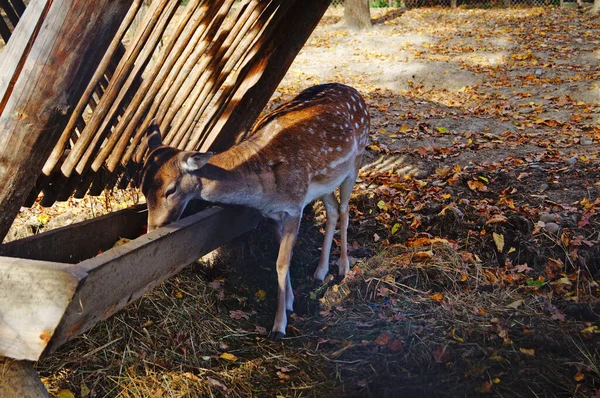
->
[140,83,370,339]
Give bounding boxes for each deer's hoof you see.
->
[313,278,324,288]
[270,331,285,341]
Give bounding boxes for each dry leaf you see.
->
[507,299,524,309]
[219,352,238,361]
[429,293,444,303]
[375,331,393,345]
[413,250,433,262]
[57,390,75,398]
[519,348,535,356]
[277,371,291,380]
[432,345,450,363]
[486,214,508,224]
[492,232,505,252]
[255,289,267,301]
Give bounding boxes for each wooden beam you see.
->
[45,206,261,354]
[0,0,52,113]
[0,0,20,26]
[41,0,143,176]
[0,0,134,242]
[9,0,26,17]
[0,257,86,360]
[0,14,11,43]
[0,206,148,264]
[0,358,49,397]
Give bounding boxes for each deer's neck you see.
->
[197,143,268,207]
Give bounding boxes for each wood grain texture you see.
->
[0,257,86,360]
[0,0,133,242]
[0,205,147,264]
[203,0,331,152]
[45,206,260,354]
[0,357,50,397]
[0,0,51,113]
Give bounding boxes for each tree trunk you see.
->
[0,0,134,242]
[344,0,371,31]
[591,0,600,13]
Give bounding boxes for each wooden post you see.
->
[0,358,49,397]
[202,0,332,152]
[0,0,134,242]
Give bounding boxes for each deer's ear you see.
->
[183,152,213,171]
[145,119,163,151]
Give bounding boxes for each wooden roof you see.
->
[0,0,329,240]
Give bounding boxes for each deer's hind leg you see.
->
[337,165,360,278]
[313,193,340,283]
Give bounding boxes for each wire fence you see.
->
[331,0,584,8]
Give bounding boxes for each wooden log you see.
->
[59,0,176,177]
[41,0,142,176]
[0,0,134,243]
[44,206,261,354]
[0,0,51,114]
[203,0,331,152]
[0,358,49,397]
[73,170,97,199]
[0,257,87,360]
[94,0,206,173]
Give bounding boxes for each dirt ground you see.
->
[8,6,600,398]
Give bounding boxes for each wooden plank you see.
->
[45,206,261,354]
[0,14,11,43]
[0,257,86,360]
[9,0,26,17]
[0,0,51,113]
[0,358,49,397]
[203,0,331,152]
[0,206,148,264]
[0,0,133,242]
[0,0,20,26]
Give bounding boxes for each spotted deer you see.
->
[140,83,370,338]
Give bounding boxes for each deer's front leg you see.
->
[272,213,301,339]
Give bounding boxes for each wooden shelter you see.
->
[0,0,330,395]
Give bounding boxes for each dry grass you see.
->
[10,6,600,397]
[36,224,599,397]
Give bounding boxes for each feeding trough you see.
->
[0,205,260,362]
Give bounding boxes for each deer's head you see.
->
[140,122,213,230]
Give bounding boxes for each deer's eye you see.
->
[164,184,177,198]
